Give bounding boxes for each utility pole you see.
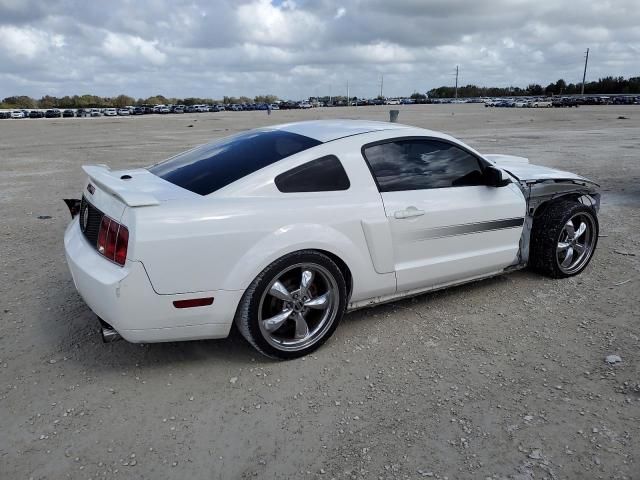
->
[581,48,589,95]
[455,65,459,99]
[346,80,350,106]
[380,75,384,98]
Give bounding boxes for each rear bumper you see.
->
[64,219,242,343]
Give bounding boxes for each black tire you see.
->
[529,199,599,278]
[234,250,347,359]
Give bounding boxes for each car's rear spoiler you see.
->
[82,165,160,207]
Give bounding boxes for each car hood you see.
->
[484,154,598,186]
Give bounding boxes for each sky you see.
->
[0,0,638,100]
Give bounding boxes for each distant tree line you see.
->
[0,93,281,109]
[427,76,640,99]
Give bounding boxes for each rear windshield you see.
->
[148,129,321,195]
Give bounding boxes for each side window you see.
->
[363,139,484,192]
[275,155,350,193]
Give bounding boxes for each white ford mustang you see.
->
[64,120,600,358]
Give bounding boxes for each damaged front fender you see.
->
[511,178,600,267]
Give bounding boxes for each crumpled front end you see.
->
[488,154,601,268]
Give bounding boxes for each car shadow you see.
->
[41,277,264,372]
[46,268,545,372]
[341,268,542,327]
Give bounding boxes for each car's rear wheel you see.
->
[235,251,347,359]
[529,199,599,278]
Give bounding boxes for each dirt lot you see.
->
[1,105,638,479]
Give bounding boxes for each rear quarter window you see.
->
[148,130,321,195]
[275,155,350,193]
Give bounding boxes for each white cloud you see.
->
[102,32,167,66]
[236,0,323,46]
[0,25,55,59]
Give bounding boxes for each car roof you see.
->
[273,119,413,143]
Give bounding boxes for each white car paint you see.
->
[380,183,525,291]
[64,119,596,344]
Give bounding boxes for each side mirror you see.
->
[483,166,511,187]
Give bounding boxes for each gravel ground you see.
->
[1,105,638,479]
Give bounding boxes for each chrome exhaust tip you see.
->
[99,318,122,343]
[101,327,122,343]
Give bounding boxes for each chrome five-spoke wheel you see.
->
[556,213,597,275]
[530,199,599,278]
[259,264,339,351]
[235,251,347,359]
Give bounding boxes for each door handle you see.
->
[394,206,425,219]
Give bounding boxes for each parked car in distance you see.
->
[63,109,75,118]
[104,108,117,116]
[90,108,102,117]
[11,110,25,118]
[0,111,10,119]
[45,109,62,118]
[269,103,280,110]
[117,108,130,116]
[64,120,600,359]
[29,110,44,118]
[131,107,144,115]
[552,97,579,108]
[531,99,553,108]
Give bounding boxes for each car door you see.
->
[362,138,526,292]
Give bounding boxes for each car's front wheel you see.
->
[529,199,599,278]
[235,251,347,359]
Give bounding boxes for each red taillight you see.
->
[96,215,129,266]
[104,219,118,259]
[97,217,110,255]
[114,226,129,266]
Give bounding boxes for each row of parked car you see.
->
[485,98,554,108]
[0,102,304,119]
[0,108,132,119]
[485,95,640,108]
